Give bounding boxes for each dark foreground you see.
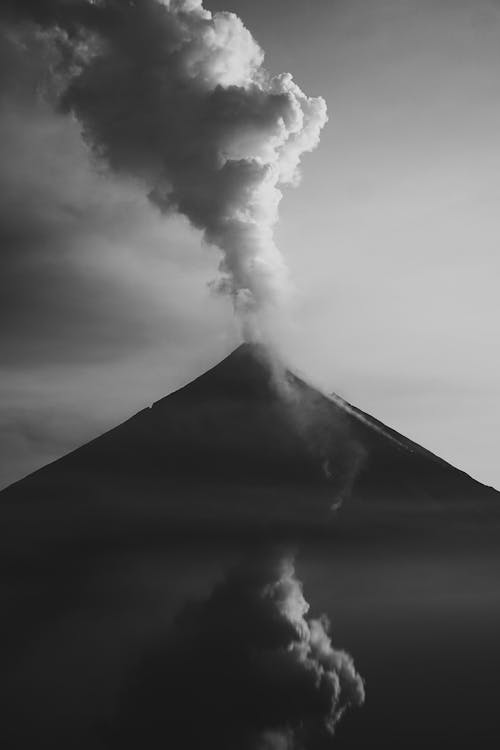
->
[1,498,500,749]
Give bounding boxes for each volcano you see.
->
[1,343,498,541]
[2,344,500,750]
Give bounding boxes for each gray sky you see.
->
[1,0,500,489]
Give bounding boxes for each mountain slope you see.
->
[1,343,498,536]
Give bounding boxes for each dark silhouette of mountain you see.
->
[2,344,500,750]
[1,342,498,540]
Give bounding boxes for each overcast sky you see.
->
[1,0,500,490]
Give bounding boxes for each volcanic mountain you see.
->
[1,343,498,541]
[2,344,500,750]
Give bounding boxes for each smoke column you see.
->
[3,0,327,338]
[116,553,365,750]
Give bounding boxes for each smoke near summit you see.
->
[3,0,327,335]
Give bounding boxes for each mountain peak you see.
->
[154,341,282,406]
[2,343,498,535]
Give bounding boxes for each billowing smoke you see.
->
[115,554,365,750]
[4,0,327,337]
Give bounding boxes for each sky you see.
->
[1,0,500,490]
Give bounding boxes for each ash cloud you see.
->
[116,554,365,750]
[3,0,327,335]
[0,24,204,370]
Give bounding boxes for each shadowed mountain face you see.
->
[2,344,500,750]
[1,342,498,541]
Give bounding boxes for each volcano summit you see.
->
[2,343,498,541]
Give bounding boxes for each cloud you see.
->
[0,22,236,486]
[115,553,365,750]
[3,0,327,334]
[0,24,229,368]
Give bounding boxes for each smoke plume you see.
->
[116,554,365,750]
[4,0,327,336]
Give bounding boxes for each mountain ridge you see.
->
[1,342,498,537]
